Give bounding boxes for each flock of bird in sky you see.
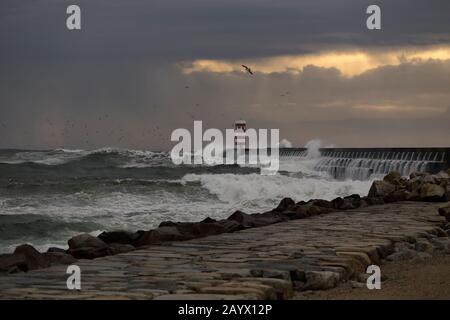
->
[0,64,292,148]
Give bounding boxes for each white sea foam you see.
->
[0,144,377,254]
[182,173,373,204]
[55,148,86,153]
[278,139,292,148]
[34,157,73,165]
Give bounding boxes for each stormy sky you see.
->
[0,0,449,150]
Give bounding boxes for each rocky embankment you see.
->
[1,169,450,275]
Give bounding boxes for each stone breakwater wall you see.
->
[0,169,450,299]
[1,168,450,276]
[280,147,450,168]
[0,201,448,299]
[280,148,450,179]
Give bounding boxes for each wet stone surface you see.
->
[0,202,447,300]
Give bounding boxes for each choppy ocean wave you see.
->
[0,147,259,192]
[0,214,101,240]
[182,173,372,204]
[0,147,373,253]
[0,147,168,167]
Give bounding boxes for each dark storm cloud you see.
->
[1,0,450,63]
[0,0,449,149]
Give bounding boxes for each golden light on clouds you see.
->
[181,46,450,77]
[352,104,445,113]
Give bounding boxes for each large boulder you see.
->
[408,177,424,193]
[368,180,396,198]
[201,217,217,223]
[228,210,286,228]
[410,171,427,179]
[0,244,68,273]
[385,242,420,261]
[383,190,410,203]
[172,221,225,239]
[386,249,418,262]
[160,218,241,237]
[68,233,108,250]
[445,186,450,202]
[47,247,66,253]
[98,231,139,246]
[344,194,363,208]
[430,238,450,253]
[190,222,225,237]
[331,197,343,209]
[283,203,332,220]
[308,199,334,209]
[383,171,405,186]
[250,212,286,226]
[158,221,177,227]
[0,253,27,273]
[13,244,51,270]
[420,172,449,186]
[332,197,357,210]
[106,243,135,255]
[419,183,445,202]
[405,191,420,201]
[217,219,242,233]
[415,239,434,254]
[227,210,256,228]
[362,196,385,206]
[345,194,361,200]
[423,174,438,184]
[281,206,309,220]
[303,205,328,216]
[439,205,450,222]
[67,233,110,259]
[41,252,77,265]
[436,171,450,180]
[274,198,295,212]
[304,271,340,290]
[68,246,110,260]
[67,242,135,260]
[135,226,188,247]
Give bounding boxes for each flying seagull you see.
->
[241,65,253,75]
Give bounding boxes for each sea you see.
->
[0,145,375,254]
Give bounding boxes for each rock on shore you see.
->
[368,170,450,202]
[0,244,76,274]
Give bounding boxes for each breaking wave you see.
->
[0,142,385,253]
[182,173,373,205]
